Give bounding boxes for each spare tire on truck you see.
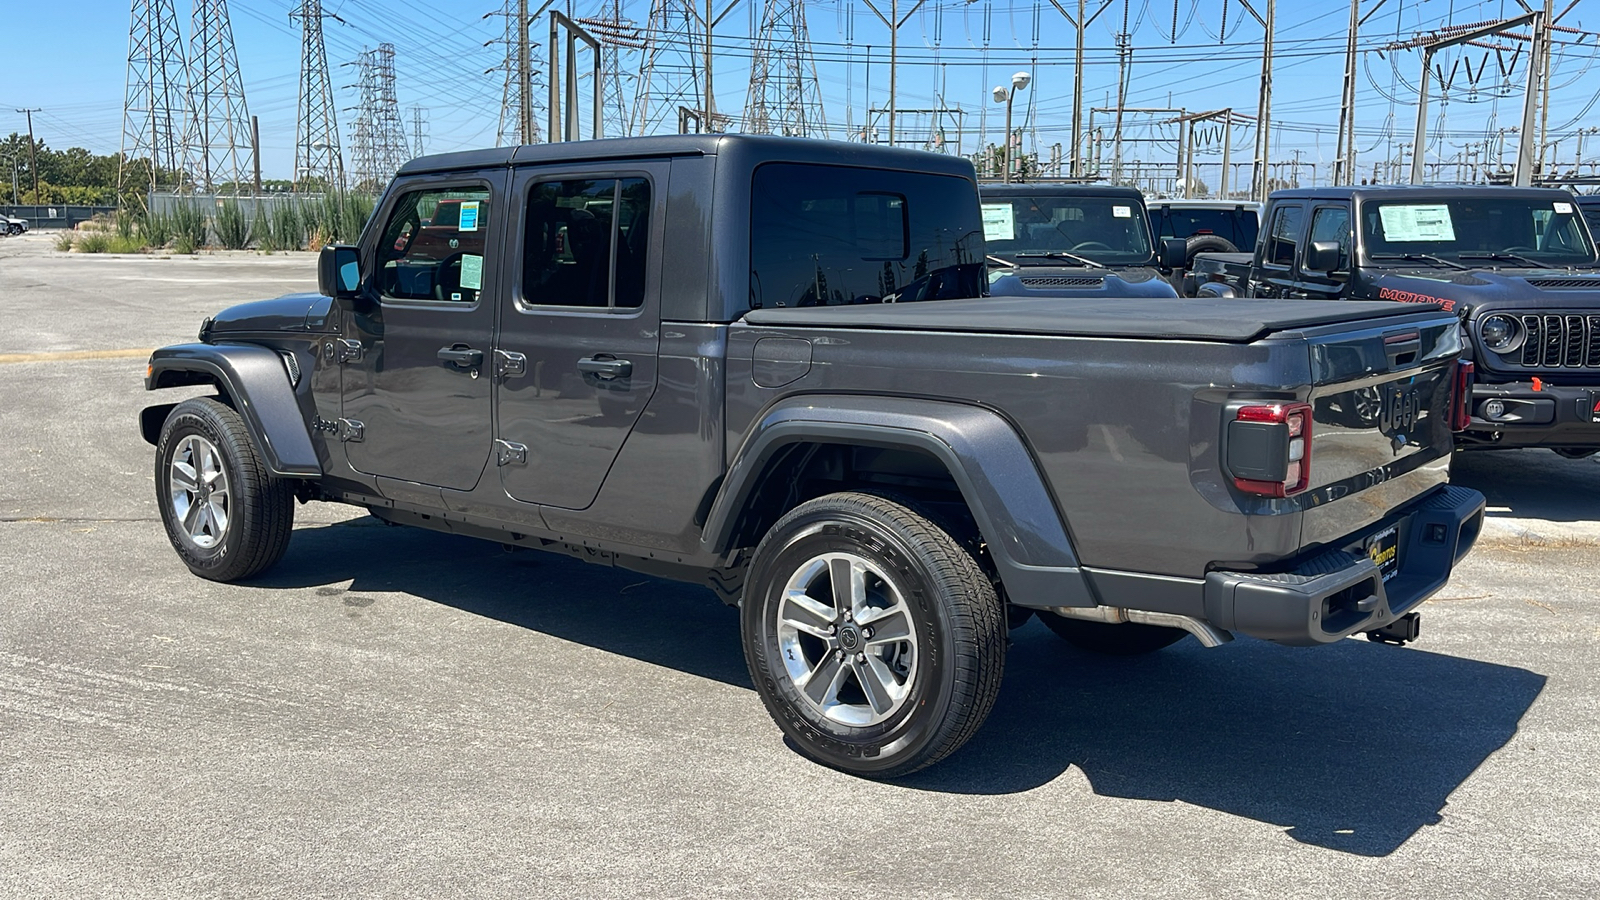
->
[1184,233,1238,266]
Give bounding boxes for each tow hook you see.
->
[1365,612,1421,646]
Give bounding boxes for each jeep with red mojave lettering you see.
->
[1189,185,1600,457]
[141,136,1485,777]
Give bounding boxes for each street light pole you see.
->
[993,71,1030,183]
[16,108,41,202]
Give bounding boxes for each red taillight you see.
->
[1451,360,1474,432]
[1232,402,1313,497]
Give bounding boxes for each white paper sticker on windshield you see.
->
[1378,204,1456,242]
[981,203,1016,241]
[1112,205,1132,218]
[460,254,484,290]
[1554,201,1575,214]
[458,201,481,232]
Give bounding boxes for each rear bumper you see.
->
[1202,484,1485,646]
[1461,381,1600,449]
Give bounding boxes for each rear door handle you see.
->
[438,346,484,369]
[577,356,632,379]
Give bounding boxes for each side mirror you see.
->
[1305,240,1346,278]
[318,243,361,301]
[1159,237,1188,270]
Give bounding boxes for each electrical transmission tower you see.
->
[348,44,411,191]
[119,0,192,201]
[744,0,827,137]
[411,106,428,157]
[490,0,542,146]
[580,0,646,138]
[292,0,344,192]
[184,0,253,194]
[634,0,723,134]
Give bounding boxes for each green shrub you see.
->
[76,232,110,253]
[108,235,144,254]
[115,209,136,241]
[173,233,197,255]
[170,201,209,250]
[141,209,172,248]
[215,199,250,250]
[53,232,74,252]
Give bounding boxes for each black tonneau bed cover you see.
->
[742,296,1443,343]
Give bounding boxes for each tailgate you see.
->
[1299,313,1462,550]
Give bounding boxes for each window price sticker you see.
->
[459,201,481,232]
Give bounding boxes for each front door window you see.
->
[377,188,492,303]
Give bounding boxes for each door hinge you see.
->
[494,349,527,379]
[495,439,528,466]
[334,338,364,363]
[337,418,365,442]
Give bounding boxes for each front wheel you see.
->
[155,397,295,582]
[741,492,1006,778]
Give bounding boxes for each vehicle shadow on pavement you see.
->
[1452,449,1600,522]
[903,621,1547,858]
[260,517,1545,859]
[254,518,754,690]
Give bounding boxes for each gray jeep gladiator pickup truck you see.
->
[979,182,1185,299]
[1191,186,1600,456]
[141,135,1485,777]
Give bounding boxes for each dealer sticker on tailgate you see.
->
[1366,525,1400,582]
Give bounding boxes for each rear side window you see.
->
[1308,206,1352,270]
[1266,205,1303,267]
[522,177,651,308]
[749,163,985,310]
[376,186,492,303]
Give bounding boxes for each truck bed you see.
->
[742,295,1441,342]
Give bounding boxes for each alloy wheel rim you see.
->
[776,551,918,727]
[169,435,230,549]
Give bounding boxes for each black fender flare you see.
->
[703,395,1096,609]
[143,342,321,478]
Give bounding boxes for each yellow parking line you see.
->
[0,348,155,364]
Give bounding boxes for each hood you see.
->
[1369,269,1600,318]
[987,264,1179,299]
[205,292,338,338]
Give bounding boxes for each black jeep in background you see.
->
[1190,185,1600,457]
[140,136,1484,777]
[979,183,1183,299]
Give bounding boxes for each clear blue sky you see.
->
[3,0,1596,187]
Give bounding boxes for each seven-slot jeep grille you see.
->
[1517,314,1600,368]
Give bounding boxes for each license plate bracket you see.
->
[1366,525,1400,582]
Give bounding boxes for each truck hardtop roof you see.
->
[1149,199,1262,210]
[1268,184,1578,203]
[398,133,978,179]
[978,181,1144,201]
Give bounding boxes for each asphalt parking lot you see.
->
[2,231,1598,898]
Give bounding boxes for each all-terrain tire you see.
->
[154,397,294,582]
[741,491,1006,778]
[1040,613,1187,655]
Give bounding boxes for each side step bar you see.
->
[1050,605,1233,648]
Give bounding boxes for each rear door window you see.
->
[1265,205,1303,268]
[521,177,652,309]
[376,187,492,303]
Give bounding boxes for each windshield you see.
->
[981,195,1153,265]
[1361,197,1597,266]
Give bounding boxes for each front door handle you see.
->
[438,345,484,369]
[577,355,632,380]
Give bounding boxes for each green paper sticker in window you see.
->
[460,253,484,290]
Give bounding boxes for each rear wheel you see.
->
[1041,613,1187,655]
[155,397,294,582]
[1552,447,1599,460]
[741,492,1006,778]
